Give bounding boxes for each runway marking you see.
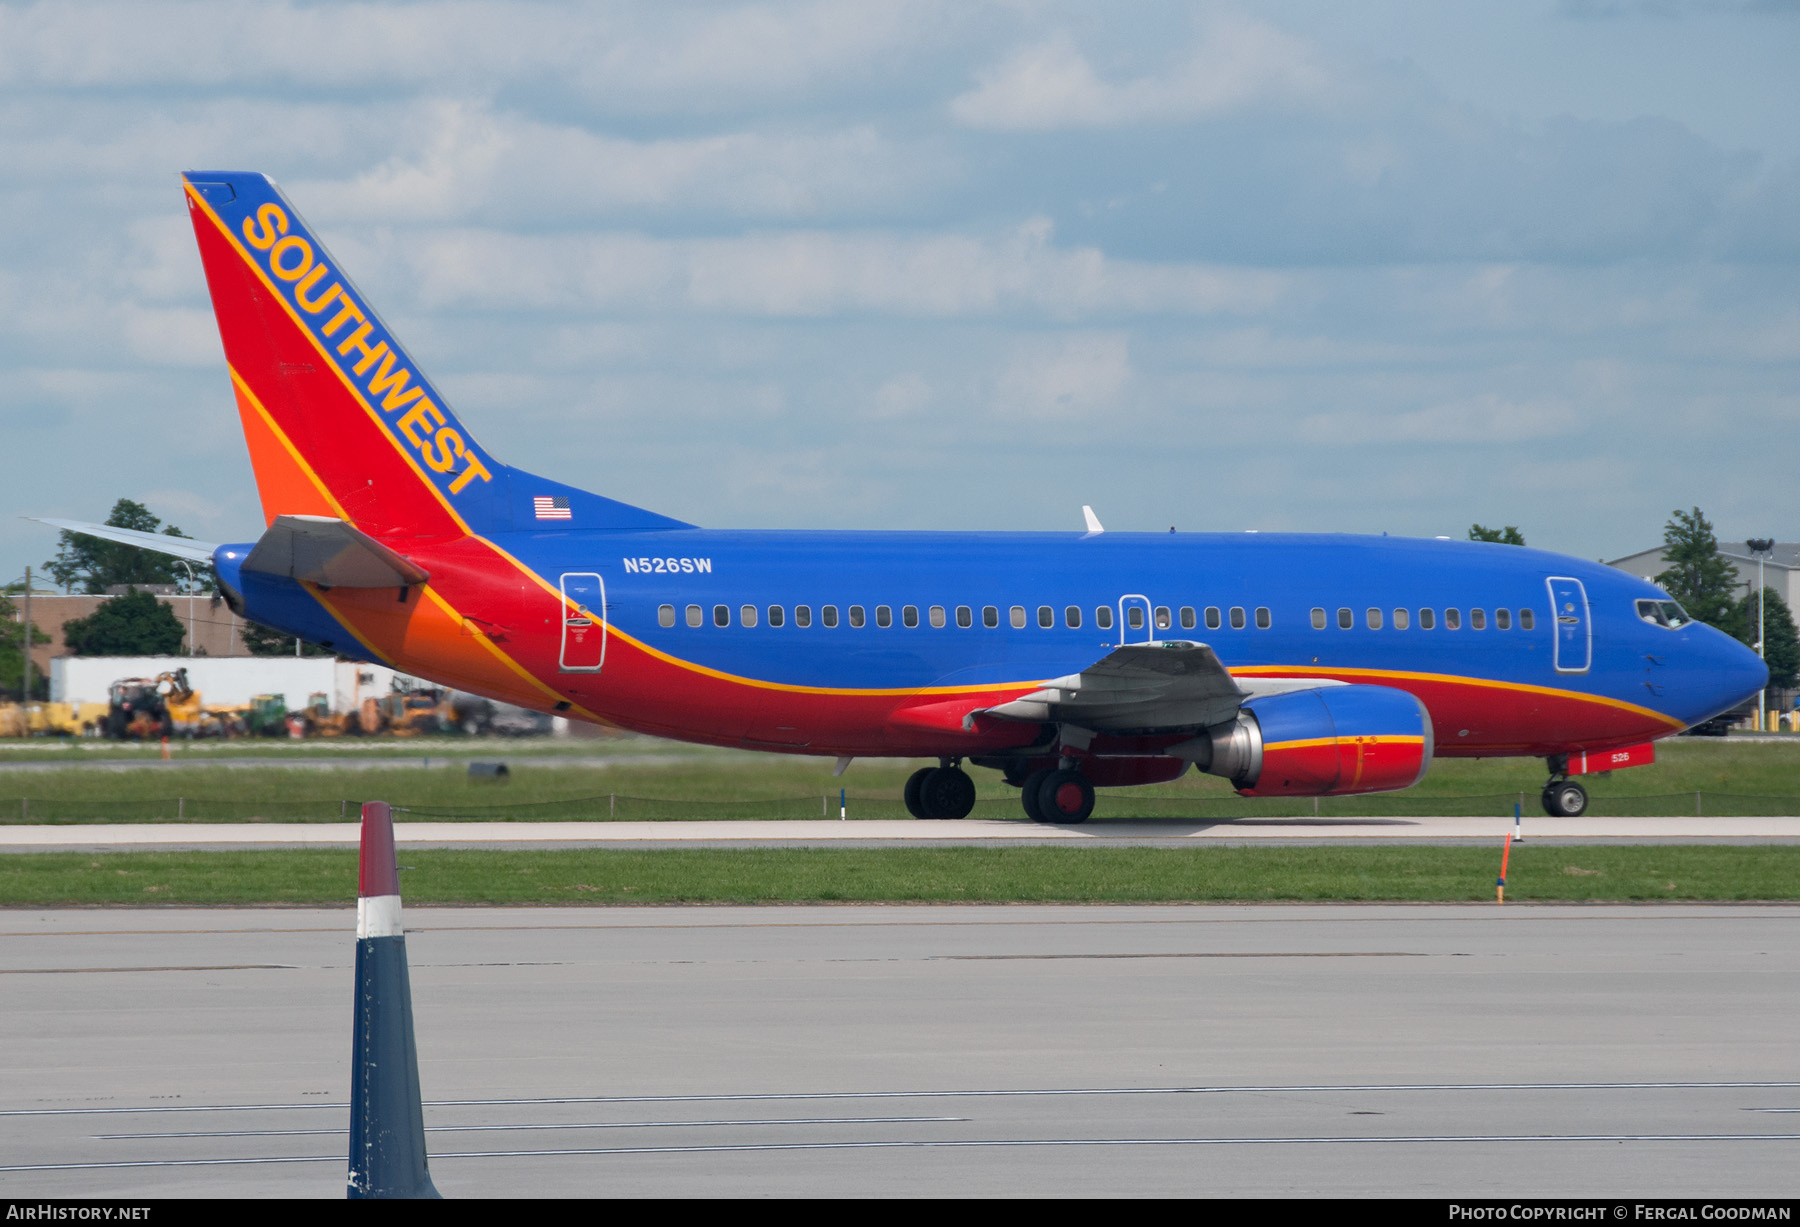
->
[932,951,1430,960]
[10,1080,1800,1117]
[93,1116,966,1139]
[11,1132,1800,1171]
[0,964,300,975]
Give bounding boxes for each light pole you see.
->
[1747,539,1774,729]
[175,561,198,657]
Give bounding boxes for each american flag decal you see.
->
[533,495,572,520]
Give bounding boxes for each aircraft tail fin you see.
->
[181,172,690,540]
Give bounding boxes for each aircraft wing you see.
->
[974,641,1248,732]
[242,515,430,588]
[958,641,1349,735]
[27,517,219,563]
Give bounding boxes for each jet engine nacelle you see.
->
[1187,684,1434,797]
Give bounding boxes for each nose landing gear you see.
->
[1541,756,1589,817]
[903,760,977,820]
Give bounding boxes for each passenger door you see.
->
[1546,576,1591,674]
[559,572,606,672]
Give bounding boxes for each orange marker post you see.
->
[1496,832,1512,904]
[160,736,170,761]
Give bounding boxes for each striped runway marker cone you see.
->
[348,801,441,1199]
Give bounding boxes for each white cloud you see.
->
[951,15,1329,131]
[372,218,1287,319]
[992,332,1132,420]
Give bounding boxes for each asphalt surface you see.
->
[5,815,1800,850]
[4,904,1799,1197]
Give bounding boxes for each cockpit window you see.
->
[1636,598,1690,628]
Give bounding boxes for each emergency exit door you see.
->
[559,572,606,672]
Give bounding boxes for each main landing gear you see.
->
[904,760,977,820]
[1541,756,1589,817]
[1017,764,1095,824]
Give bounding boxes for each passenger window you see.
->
[1365,608,1382,630]
[1392,608,1409,630]
[658,604,676,628]
[902,605,919,628]
[1065,606,1082,629]
[876,605,893,628]
[740,604,758,628]
[1010,606,1027,629]
[1230,607,1246,630]
[1311,608,1327,630]
[714,605,729,628]
[1519,609,1535,630]
[1038,606,1054,628]
[1255,607,1271,629]
[1127,607,1145,631]
[1471,608,1486,630]
[929,605,946,628]
[983,606,999,628]
[1419,608,1435,630]
[1154,607,1172,631]
[1495,608,1511,630]
[848,605,865,628]
[822,605,839,628]
[956,605,972,628]
[1180,607,1196,630]
[1445,608,1461,630]
[1206,607,1222,630]
[1337,608,1352,629]
[768,606,784,628]
[1095,606,1113,630]
[686,604,703,628]
[795,605,812,628]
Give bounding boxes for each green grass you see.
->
[2,736,1800,820]
[5,845,1800,906]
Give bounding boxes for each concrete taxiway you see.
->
[4,814,1800,850]
[3,904,1799,1197]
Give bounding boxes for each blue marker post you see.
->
[348,801,440,1199]
[1514,799,1523,842]
[840,787,846,821]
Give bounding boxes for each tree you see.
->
[0,595,50,700]
[240,620,333,658]
[43,498,205,595]
[1654,507,1738,629]
[1469,524,1525,545]
[61,590,186,655]
[1722,586,1800,692]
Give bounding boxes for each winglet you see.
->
[1082,506,1104,535]
[348,801,440,1200]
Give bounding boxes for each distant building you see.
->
[1608,541,1800,611]
[10,591,257,679]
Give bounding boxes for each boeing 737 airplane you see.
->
[35,172,1767,821]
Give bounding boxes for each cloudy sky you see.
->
[2,0,1796,587]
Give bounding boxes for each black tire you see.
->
[1541,780,1588,817]
[1037,769,1095,824]
[1019,768,1053,822]
[903,767,933,819]
[921,767,977,820]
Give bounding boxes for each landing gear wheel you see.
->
[1541,779,1588,817]
[920,767,976,820]
[1037,769,1095,824]
[1019,768,1053,823]
[903,768,933,819]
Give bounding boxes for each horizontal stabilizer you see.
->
[27,517,219,563]
[243,515,430,588]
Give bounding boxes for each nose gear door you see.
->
[559,572,606,672]
[1547,576,1591,674]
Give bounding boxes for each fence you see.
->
[8,791,1800,823]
